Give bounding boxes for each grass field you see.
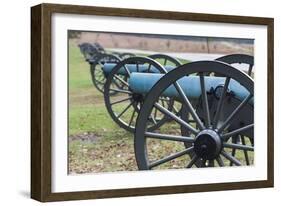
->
[68,41,138,173]
[68,41,254,174]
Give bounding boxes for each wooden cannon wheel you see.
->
[89,53,122,94]
[135,61,254,169]
[148,54,182,67]
[103,56,174,133]
[216,54,254,76]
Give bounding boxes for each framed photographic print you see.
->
[31,3,274,202]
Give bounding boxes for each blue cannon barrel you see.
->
[129,73,253,105]
[102,63,175,75]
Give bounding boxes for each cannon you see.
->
[93,42,105,53]
[88,52,138,93]
[103,56,182,132]
[103,54,253,133]
[91,54,181,94]
[129,73,252,104]
[88,53,123,94]
[78,42,105,61]
[133,60,254,169]
[78,42,138,93]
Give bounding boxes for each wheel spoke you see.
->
[95,73,105,81]
[172,105,179,114]
[163,58,168,66]
[95,72,104,79]
[147,63,152,73]
[117,101,134,118]
[221,124,254,140]
[128,106,137,127]
[110,88,132,94]
[95,79,105,85]
[160,99,166,108]
[100,85,105,91]
[145,132,195,143]
[213,77,230,129]
[110,97,132,105]
[208,160,215,167]
[148,114,157,125]
[149,147,194,169]
[241,135,250,165]
[187,154,199,168]
[114,74,129,87]
[112,78,124,89]
[153,106,158,120]
[221,150,242,166]
[95,66,103,73]
[248,64,254,76]
[154,102,199,135]
[216,156,224,167]
[159,97,172,101]
[230,136,238,166]
[218,94,253,133]
[174,81,205,130]
[223,142,254,151]
[123,65,131,77]
[199,73,211,127]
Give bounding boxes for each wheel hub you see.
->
[132,93,144,102]
[194,130,222,160]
